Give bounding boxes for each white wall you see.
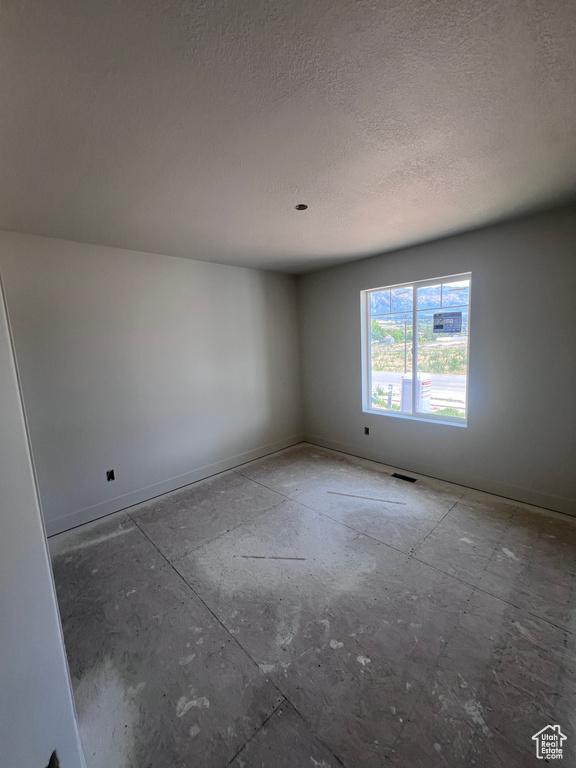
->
[0,232,302,535]
[0,279,85,767]
[298,204,576,515]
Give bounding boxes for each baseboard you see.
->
[303,434,576,517]
[46,434,305,536]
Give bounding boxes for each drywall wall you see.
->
[0,232,302,535]
[298,204,576,514]
[0,278,85,767]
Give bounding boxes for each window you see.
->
[362,273,471,425]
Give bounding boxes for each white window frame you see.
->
[361,272,471,427]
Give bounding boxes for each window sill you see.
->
[363,408,467,428]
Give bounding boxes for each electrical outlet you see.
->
[106,469,115,482]
[364,427,369,435]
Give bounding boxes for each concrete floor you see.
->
[50,444,576,768]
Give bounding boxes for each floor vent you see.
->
[392,473,417,483]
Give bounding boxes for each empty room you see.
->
[1,1,576,767]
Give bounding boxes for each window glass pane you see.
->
[370,290,390,315]
[370,312,413,414]
[417,283,441,310]
[390,286,413,314]
[365,273,470,424]
[416,308,468,419]
[442,279,470,308]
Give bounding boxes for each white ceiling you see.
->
[1,1,576,273]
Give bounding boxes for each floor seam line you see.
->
[411,497,461,552]
[128,514,289,705]
[131,504,353,768]
[259,678,352,768]
[407,549,576,635]
[163,497,288,565]
[232,469,293,500]
[224,698,287,767]
[285,500,576,635]
[307,504,411,558]
[387,687,425,752]
[287,494,414,557]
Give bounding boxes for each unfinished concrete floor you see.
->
[50,444,576,768]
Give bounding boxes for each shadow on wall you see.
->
[242,271,302,449]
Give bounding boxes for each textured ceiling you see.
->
[1,0,576,273]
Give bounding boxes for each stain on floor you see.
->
[50,444,576,767]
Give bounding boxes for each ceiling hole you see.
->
[295,204,308,210]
